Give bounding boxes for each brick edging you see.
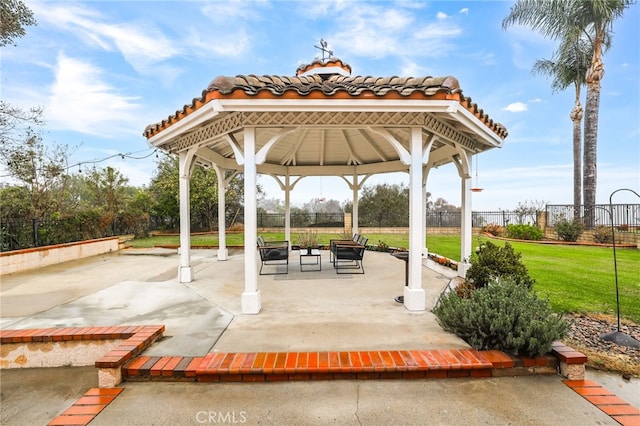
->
[48,388,124,426]
[564,380,640,426]
[121,347,571,383]
[2,327,584,383]
[0,325,164,370]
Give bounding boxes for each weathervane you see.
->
[314,39,333,62]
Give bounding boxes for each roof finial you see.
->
[314,39,333,62]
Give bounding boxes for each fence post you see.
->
[32,218,38,247]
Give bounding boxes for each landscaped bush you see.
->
[504,224,542,240]
[466,241,535,290]
[482,223,504,236]
[434,279,568,357]
[593,225,613,244]
[555,218,584,242]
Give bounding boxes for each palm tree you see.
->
[571,0,631,228]
[532,36,592,217]
[503,0,632,227]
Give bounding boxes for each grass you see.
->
[129,232,640,323]
[478,237,640,324]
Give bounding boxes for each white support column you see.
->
[284,175,291,245]
[178,150,194,283]
[214,166,228,261]
[352,171,359,235]
[242,127,261,314]
[459,172,473,278]
[339,173,371,236]
[421,135,435,258]
[422,166,429,258]
[405,127,426,311]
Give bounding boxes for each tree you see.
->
[85,166,130,220]
[0,129,72,218]
[533,36,593,216]
[302,198,343,214]
[513,199,546,224]
[146,156,248,231]
[0,0,36,47]
[0,184,31,221]
[503,0,632,228]
[358,183,410,227]
[147,156,180,230]
[574,0,631,227]
[431,197,458,212]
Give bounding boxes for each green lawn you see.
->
[129,232,639,323]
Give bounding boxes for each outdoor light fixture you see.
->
[470,155,483,192]
[600,188,640,349]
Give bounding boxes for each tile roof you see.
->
[144,63,507,140]
[296,57,352,76]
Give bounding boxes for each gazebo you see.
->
[144,53,507,315]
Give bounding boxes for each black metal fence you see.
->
[546,204,640,229]
[257,212,344,228]
[0,217,136,252]
[5,204,637,252]
[425,211,538,228]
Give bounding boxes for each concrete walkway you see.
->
[1,248,638,425]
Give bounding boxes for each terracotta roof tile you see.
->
[144,72,507,140]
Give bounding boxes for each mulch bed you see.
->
[562,313,640,377]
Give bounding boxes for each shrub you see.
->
[482,223,504,236]
[434,279,568,357]
[504,224,542,240]
[593,225,613,244]
[466,241,535,290]
[454,279,475,299]
[374,240,389,252]
[555,218,584,242]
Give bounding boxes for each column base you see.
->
[217,248,228,261]
[241,290,261,314]
[457,262,471,278]
[403,287,426,311]
[178,266,193,283]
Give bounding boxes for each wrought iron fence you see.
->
[425,211,538,228]
[257,212,344,228]
[0,216,138,252]
[7,204,636,252]
[546,204,640,229]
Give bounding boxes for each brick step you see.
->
[122,349,558,383]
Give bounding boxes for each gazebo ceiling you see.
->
[144,57,508,177]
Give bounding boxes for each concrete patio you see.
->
[0,247,467,355]
[1,248,638,425]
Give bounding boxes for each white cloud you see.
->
[530,98,543,103]
[459,8,470,15]
[502,102,528,112]
[414,22,462,39]
[399,59,433,77]
[330,6,413,57]
[46,53,143,137]
[436,11,448,20]
[468,50,497,66]
[186,27,251,57]
[325,3,462,59]
[32,2,181,75]
[201,1,263,22]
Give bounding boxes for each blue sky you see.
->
[2,0,638,209]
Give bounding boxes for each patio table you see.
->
[299,249,321,272]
